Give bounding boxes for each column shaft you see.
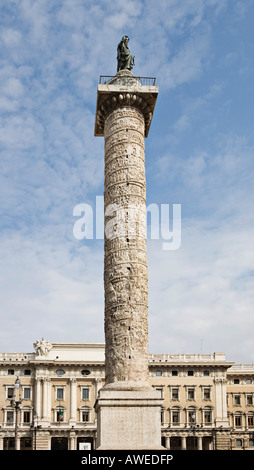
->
[70,379,77,422]
[104,106,148,388]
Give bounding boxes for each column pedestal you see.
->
[95,388,163,450]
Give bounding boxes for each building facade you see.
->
[0,340,253,450]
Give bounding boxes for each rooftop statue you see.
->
[33,337,52,356]
[117,35,135,72]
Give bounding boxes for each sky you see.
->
[0,0,254,364]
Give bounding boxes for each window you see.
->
[82,388,90,400]
[24,388,31,399]
[23,411,31,424]
[57,409,64,423]
[172,370,178,376]
[247,415,254,427]
[236,439,242,447]
[57,388,64,400]
[188,370,194,376]
[187,388,195,400]
[246,379,252,384]
[234,394,241,405]
[203,370,210,376]
[234,379,240,384]
[172,409,180,424]
[80,407,91,422]
[56,369,65,375]
[24,369,31,376]
[155,387,163,398]
[156,370,162,376]
[203,388,211,400]
[82,410,89,422]
[188,410,196,423]
[204,409,212,424]
[8,369,14,375]
[246,395,253,406]
[234,415,242,427]
[6,411,14,424]
[81,370,91,376]
[7,387,14,399]
[172,388,179,400]
[249,439,254,447]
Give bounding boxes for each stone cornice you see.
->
[95,72,158,138]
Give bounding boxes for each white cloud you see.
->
[0,233,104,352]
[148,213,254,363]
[0,0,253,367]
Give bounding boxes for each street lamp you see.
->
[189,413,199,450]
[31,412,41,450]
[10,376,23,451]
[189,425,196,449]
[212,428,217,450]
[6,430,9,450]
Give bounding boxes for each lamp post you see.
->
[189,425,196,450]
[31,412,39,450]
[6,430,9,450]
[10,376,23,451]
[212,427,217,450]
[31,412,41,450]
[189,412,200,450]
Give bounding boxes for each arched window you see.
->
[186,407,197,424]
[202,406,213,425]
[21,406,33,425]
[79,406,91,423]
[234,413,242,428]
[54,406,66,423]
[247,412,254,428]
[170,407,181,425]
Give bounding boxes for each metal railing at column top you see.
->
[99,75,156,86]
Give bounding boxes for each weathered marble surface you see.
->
[104,105,149,388]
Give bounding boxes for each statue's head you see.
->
[122,35,129,43]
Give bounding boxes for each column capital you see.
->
[214,377,227,385]
[95,72,158,138]
[42,377,51,383]
[69,377,77,384]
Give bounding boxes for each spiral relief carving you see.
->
[103,105,149,388]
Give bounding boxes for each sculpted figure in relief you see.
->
[33,338,52,356]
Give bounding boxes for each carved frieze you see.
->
[103,103,149,386]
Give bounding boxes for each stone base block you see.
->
[95,388,164,450]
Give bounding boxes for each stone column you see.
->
[42,379,48,419]
[70,378,77,424]
[214,377,228,427]
[42,378,51,424]
[69,432,76,450]
[103,104,149,388]
[181,436,187,450]
[165,436,170,449]
[197,436,202,450]
[47,379,51,422]
[94,70,163,449]
[34,378,41,419]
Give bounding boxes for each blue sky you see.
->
[0,0,254,364]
